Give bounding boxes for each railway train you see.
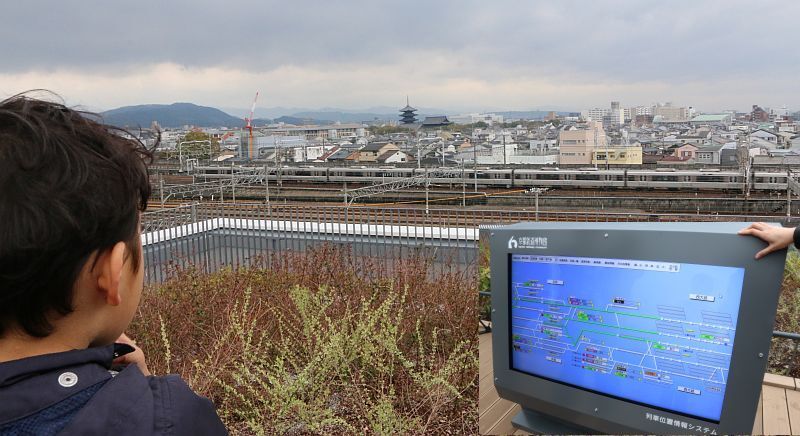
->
[191,165,792,193]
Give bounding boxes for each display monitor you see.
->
[489,222,787,435]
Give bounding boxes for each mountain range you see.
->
[101,103,246,129]
[100,102,575,129]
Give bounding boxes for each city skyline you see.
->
[1,0,798,113]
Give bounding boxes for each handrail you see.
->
[773,330,800,341]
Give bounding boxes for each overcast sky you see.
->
[1,1,797,113]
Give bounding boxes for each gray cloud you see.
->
[1,0,798,111]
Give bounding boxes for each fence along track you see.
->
[144,203,791,227]
[139,203,791,285]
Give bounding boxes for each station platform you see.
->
[479,330,800,435]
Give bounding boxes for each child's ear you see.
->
[96,242,127,306]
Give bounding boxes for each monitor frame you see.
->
[488,222,787,435]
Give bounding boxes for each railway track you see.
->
[155,179,778,200]
[143,201,789,233]
[220,186,780,201]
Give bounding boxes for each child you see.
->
[738,222,799,259]
[0,93,227,435]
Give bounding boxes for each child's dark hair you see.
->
[0,91,154,337]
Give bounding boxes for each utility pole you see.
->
[461,158,466,207]
[417,135,421,169]
[473,139,478,192]
[788,169,793,220]
[503,133,507,166]
[605,125,610,170]
[231,162,236,203]
[275,138,282,193]
[529,187,549,221]
[264,164,271,213]
[159,175,165,207]
[594,125,599,169]
[745,131,752,198]
[425,181,430,214]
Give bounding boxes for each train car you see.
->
[328,166,417,185]
[513,168,626,188]
[423,167,482,187]
[193,165,234,176]
[328,167,367,183]
[626,169,743,191]
[373,167,417,182]
[752,171,788,192]
[469,168,514,187]
[279,166,328,182]
[180,164,763,193]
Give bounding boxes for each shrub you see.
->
[128,244,478,434]
[769,250,800,376]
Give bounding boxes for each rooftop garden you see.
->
[129,245,478,434]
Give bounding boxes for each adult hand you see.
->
[114,333,151,376]
[738,222,794,259]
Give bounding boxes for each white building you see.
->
[293,144,335,162]
[449,113,504,125]
[582,108,608,122]
[455,142,558,165]
[263,123,365,140]
[627,106,653,118]
[653,103,689,122]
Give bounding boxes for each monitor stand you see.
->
[512,408,601,435]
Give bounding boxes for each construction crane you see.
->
[244,91,259,159]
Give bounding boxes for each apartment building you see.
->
[558,121,607,165]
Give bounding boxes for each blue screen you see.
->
[510,254,745,422]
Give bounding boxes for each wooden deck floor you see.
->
[479,331,800,435]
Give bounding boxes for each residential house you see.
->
[719,142,740,166]
[694,144,722,165]
[355,142,400,162]
[671,143,699,160]
[325,148,357,162]
[676,133,710,146]
[751,129,778,143]
[377,150,413,164]
[317,146,342,162]
[293,144,334,162]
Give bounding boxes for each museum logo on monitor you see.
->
[508,236,548,250]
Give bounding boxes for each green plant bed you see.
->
[769,250,800,377]
[129,245,478,434]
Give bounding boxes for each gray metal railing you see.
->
[140,202,481,284]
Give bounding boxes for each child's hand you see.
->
[114,333,151,376]
[738,222,795,259]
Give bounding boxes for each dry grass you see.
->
[128,244,478,435]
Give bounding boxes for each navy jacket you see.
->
[0,343,227,435]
